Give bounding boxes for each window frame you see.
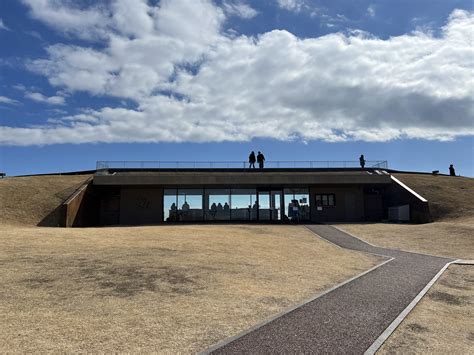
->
[315,193,336,207]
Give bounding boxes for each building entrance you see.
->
[257,190,282,221]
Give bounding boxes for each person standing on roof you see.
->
[449,164,456,176]
[257,151,265,169]
[249,151,256,168]
[359,154,366,168]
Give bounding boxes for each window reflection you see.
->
[164,189,178,222]
[231,189,257,220]
[178,189,203,221]
[205,189,230,220]
[258,192,271,220]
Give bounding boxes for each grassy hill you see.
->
[0,175,91,226]
[394,173,474,221]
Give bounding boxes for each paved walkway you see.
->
[209,225,452,354]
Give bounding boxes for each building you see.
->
[61,161,431,227]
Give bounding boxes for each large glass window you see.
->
[284,188,310,221]
[205,189,231,220]
[258,192,271,220]
[231,188,257,221]
[164,189,178,222]
[178,189,203,221]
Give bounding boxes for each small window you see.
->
[315,193,336,207]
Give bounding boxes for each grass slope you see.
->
[0,175,91,226]
[393,173,474,221]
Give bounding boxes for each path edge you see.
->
[364,259,470,354]
[199,256,394,355]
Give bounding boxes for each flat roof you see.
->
[93,168,392,186]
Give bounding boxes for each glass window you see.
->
[231,188,257,220]
[322,195,328,206]
[258,192,271,220]
[164,189,178,222]
[271,191,282,220]
[205,189,231,220]
[284,188,310,221]
[315,193,336,207]
[328,194,335,206]
[178,189,203,221]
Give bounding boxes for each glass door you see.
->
[270,190,282,221]
[257,190,282,221]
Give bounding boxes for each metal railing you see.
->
[96,160,388,170]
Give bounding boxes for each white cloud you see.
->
[21,0,110,40]
[276,0,306,12]
[223,1,258,19]
[27,0,225,100]
[0,18,10,31]
[0,96,19,105]
[1,3,473,145]
[367,5,376,18]
[25,91,65,105]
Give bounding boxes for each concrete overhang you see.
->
[93,169,392,186]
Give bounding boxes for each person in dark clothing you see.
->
[257,151,265,168]
[249,151,256,168]
[449,164,456,176]
[359,154,366,168]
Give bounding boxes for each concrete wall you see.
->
[309,186,364,222]
[119,187,163,225]
[94,170,391,186]
[62,178,100,227]
[384,179,431,223]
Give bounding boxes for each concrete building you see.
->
[61,161,431,226]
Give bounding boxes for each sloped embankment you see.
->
[0,174,91,226]
[393,173,474,221]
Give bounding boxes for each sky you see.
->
[0,0,473,176]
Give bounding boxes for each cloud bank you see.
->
[1,1,473,145]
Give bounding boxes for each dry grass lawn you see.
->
[379,264,474,354]
[0,174,91,226]
[0,225,381,353]
[337,220,474,259]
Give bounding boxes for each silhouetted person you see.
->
[182,201,190,210]
[249,151,256,168]
[257,151,265,168]
[223,202,230,211]
[449,164,456,176]
[217,202,223,211]
[359,154,365,168]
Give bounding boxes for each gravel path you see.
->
[207,225,452,354]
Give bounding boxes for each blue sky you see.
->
[0,0,473,176]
